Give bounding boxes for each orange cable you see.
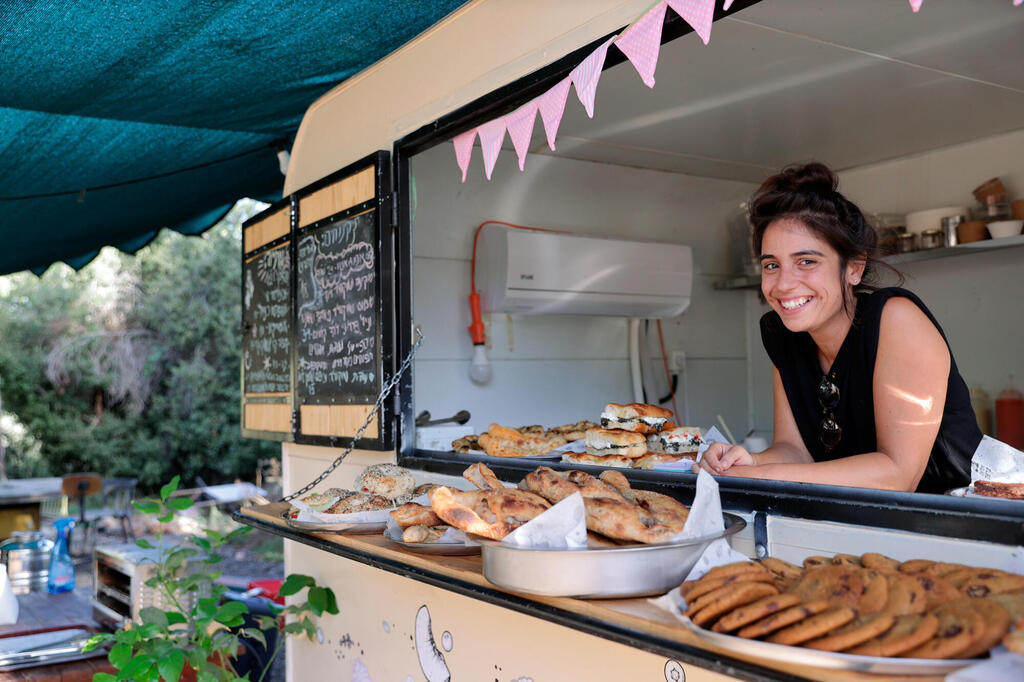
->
[656,320,681,424]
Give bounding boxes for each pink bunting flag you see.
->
[615,2,668,88]
[723,0,735,9]
[537,77,572,151]
[666,0,715,45]
[570,35,617,118]
[477,117,507,180]
[504,100,539,171]
[909,0,923,11]
[1014,0,1021,6]
[453,128,477,182]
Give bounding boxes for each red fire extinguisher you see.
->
[995,382,1024,449]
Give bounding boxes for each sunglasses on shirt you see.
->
[818,373,842,452]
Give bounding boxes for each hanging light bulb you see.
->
[467,291,491,384]
[276,148,290,176]
[469,344,492,384]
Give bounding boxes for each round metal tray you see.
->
[282,512,387,534]
[382,526,481,555]
[678,615,979,675]
[473,512,746,599]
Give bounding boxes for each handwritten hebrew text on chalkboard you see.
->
[243,246,291,394]
[296,211,378,399]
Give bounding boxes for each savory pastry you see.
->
[973,479,1024,499]
[597,470,689,531]
[478,424,566,457]
[354,463,415,500]
[298,489,344,512]
[325,491,393,514]
[560,452,636,468]
[402,525,447,543]
[632,453,697,470]
[390,502,444,529]
[646,426,704,455]
[600,403,673,433]
[451,434,479,453]
[427,486,551,540]
[414,483,442,495]
[548,420,598,441]
[583,428,647,458]
[463,462,505,490]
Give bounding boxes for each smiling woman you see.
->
[696,163,980,494]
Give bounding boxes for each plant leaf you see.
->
[157,511,174,523]
[133,500,160,514]
[165,611,187,626]
[94,674,117,682]
[160,476,180,501]
[134,538,156,550]
[157,649,185,682]
[278,574,314,597]
[307,585,326,615]
[324,588,339,615]
[117,653,152,679]
[167,496,193,511]
[109,641,132,668]
[241,627,267,648]
[214,600,249,626]
[139,606,169,628]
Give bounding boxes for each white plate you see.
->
[382,526,481,555]
[678,616,979,675]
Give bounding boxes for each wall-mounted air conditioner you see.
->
[477,226,692,317]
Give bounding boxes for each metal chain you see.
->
[282,328,423,502]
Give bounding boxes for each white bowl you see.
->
[987,220,1024,239]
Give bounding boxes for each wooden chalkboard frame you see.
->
[290,150,394,450]
[240,195,294,442]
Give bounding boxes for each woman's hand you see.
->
[695,442,756,475]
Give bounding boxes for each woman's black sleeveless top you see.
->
[760,287,978,494]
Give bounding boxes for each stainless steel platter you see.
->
[474,512,745,599]
[282,512,387,534]
[678,615,979,675]
[382,526,481,556]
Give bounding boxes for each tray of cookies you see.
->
[668,554,1024,674]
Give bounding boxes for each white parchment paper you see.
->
[290,493,429,525]
[501,492,588,549]
[971,435,1024,485]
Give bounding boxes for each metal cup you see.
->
[941,215,964,247]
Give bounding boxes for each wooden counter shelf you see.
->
[236,503,947,682]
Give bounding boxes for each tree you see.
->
[0,200,279,489]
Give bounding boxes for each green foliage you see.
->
[0,201,279,488]
[83,481,338,681]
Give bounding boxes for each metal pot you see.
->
[0,531,53,594]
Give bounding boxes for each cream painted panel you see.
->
[414,359,632,429]
[655,274,748,360]
[766,516,1021,568]
[412,255,629,361]
[410,143,756,275]
[286,0,658,193]
[284,542,739,682]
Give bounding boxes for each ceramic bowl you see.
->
[987,220,1024,239]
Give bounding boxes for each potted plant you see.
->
[84,476,337,681]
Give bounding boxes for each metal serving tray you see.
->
[678,615,978,675]
[282,513,387,534]
[474,512,745,599]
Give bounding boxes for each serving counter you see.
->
[235,500,989,682]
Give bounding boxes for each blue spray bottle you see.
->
[47,518,76,594]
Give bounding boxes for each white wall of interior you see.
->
[410,141,757,434]
[748,127,1024,434]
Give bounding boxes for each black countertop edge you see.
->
[399,451,1024,545]
[233,511,796,682]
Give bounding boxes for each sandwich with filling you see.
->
[646,426,704,455]
[600,403,674,434]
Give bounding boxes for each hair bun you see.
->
[763,162,837,195]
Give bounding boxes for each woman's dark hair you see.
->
[748,162,902,314]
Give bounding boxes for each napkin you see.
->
[971,435,1024,485]
[384,513,469,545]
[290,493,430,524]
[669,469,749,581]
[501,492,588,549]
[946,649,1024,682]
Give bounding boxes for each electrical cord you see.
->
[656,319,681,424]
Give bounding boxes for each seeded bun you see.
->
[560,452,636,468]
[354,463,415,500]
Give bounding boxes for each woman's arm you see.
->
[696,368,812,474]
[722,298,948,491]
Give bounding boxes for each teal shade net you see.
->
[0,0,465,275]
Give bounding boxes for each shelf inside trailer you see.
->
[715,233,1024,290]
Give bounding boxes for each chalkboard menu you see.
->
[296,210,379,402]
[243,245,291,394]
[239,150,393,449]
